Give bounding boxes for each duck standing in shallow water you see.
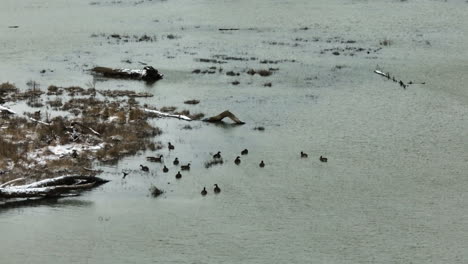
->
[201,187,207,196]
[259,160,265,168]
[213,151,221,159]
[319,155,328,162]
[140,165,149,172]
[300,151,308,158]
[175,171,182,179]
[234,156,241,165]
[181,163,191,171]
[163,165,169,173]
[241,149,248,155]
[168,142,175,150]
[173,157,179,165]
[214,184,221,194]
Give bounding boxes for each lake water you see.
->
[1,0,468,263]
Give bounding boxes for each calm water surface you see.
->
[1,0,468,263]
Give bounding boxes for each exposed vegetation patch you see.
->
[98,90,153,98]
[184,99,200,105]
[0,92,162,183]
[91,33,157,43]
[247,69,273,77]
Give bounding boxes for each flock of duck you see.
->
[125,142,328,196]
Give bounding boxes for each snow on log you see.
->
[0,175,109,199]
[91,66,163,83]
[144,108,192,121]
[0,105,16,114]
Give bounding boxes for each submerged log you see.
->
[91,66,163,83]
[0,175,109,199]
[203,110,245,124]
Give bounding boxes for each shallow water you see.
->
[1,0,468,263]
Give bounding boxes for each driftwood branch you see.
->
[0,178,26,188]
[71,122,101,136]
[203,110,245,124]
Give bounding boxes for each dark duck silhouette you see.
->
[175,171,182,179]
[319,155,328,162]
[181,163,191,171]
[259,160,265,168]
[147,154,163,162]
[234,156,241,165]
[201,187,207,196]
[301,151,308,158]
[241,149,248,155]
[140,165,149,172]
[122,171,129,179]
[168,142,175,150]
[173,157,179,165]
[214,184,221,194]
[213,151,221,159]
[163,165,169,173]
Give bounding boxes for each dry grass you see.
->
[0,82,18,93]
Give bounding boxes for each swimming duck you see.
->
[163,165,169,173]
[175,171,182,179]
[241,149,248,155]
[259,160,265,167]
[319,155,328,162]
[140,164,149,172]
[301,151,308,158]
[234,156,241,165]
[173,157,179,165]
[213,151,221,159]
[122,171,129,179]
[168,142,175,150]
[181,163,191,171]
[201,187,207,196]
[147,154,163,162]
[214,184,221,194]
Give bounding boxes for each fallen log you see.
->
[0,175,109,199]
[203,110,245,124]
[91,66,163,83]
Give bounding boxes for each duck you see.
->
[319,155,328,162]
[234,156,241,165]
[259,160,265,168]
[147,154,163,162]
[122,171,129,179]
[241,149,248,155]
[173,157,179,165]
[140,164,149,172]
[201,187,207,196]
[214,184,221,194]
[181,163,191,171]
[213,151,221,159]
[175,171,182,179]
[168,142,175,150]
[163,165,169,173]
[300,151,308,158]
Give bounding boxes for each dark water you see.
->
[1,0,468,263]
